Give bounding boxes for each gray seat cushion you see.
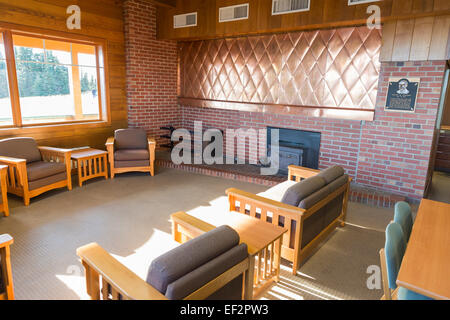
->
[281,176,326,207]
[146,225,240,295]
[0,137,41,163]
[165,243,248,300]
[115,128,148,150]
[26,161,67,182]
[114,149,149,161]
[114,160,149,168]
[316,165,345,184]
[28,172,67,191]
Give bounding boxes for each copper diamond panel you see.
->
[179,26,381,112]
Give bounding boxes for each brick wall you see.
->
[123,0,179,143]
[123,1,447,199]
[357,61,447,198]
[180,61,448,199]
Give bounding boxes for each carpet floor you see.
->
[0,168,399,300]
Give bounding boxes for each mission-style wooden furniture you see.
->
[397,199,450,300]
[77,215,251,300]
[0,138,72,206]
[0,234,14,300]
[0,165,9,217]
[71,148,109,187]
[226,165,351,275]
[105,129,156,178]
[171,211,287,299]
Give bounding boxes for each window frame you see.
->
[0,24,111,130]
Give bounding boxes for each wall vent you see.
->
[272,0,310,15]
[219,3,249,22]
[174,12,197,28]
[348,0,379,5]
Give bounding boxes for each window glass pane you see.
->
[12,35,101,124]
[13,35,45,63]
[46,49,72,65]
[80,66,99,118]
[16,61,75,124]
[0,34,13,126]
[78,53,97,67]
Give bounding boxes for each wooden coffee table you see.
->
[71,148,108,187]
[171,211,287,299]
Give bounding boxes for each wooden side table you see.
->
[171,211,287,299]
[71,148,108,187]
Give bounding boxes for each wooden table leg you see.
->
[77,159,83,187]
[275,238,282,282]
[103,155,108,180]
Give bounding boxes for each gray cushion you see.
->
[26,161,67,182]
[0,138,41,163]
[28,172,67,191]
[281,176,326,207]
[299,175,348,210]
[146,225,240,295]
[165,243,248,300]
[114,149,149,161]
[114,160,149,168]
[316,165,345,184]
[115,129,148,150]
[298,186,330,210]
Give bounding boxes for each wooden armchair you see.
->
[0,234,14,300]
[226,165,351,275]
[0,138,72,206]
[106,129,156,178]
[77,214,250,300]
[0,165,9,217]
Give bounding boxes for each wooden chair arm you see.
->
[105,137,115,146]
[226,188,305,218]
[0,234,13,248]
[77,243,167,300]
[171,211,215,243]
[0,156,26,165]
[38,146,71,154]
[147,137,156,146]
[288,165,321,181]
[39,147,72,162]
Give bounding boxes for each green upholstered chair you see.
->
[380,222,432,300]
[394,201,414,242]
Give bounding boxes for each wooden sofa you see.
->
[226,165,351,275]
[0,138,72,206]
[0,165,9,217]
[77,214,251,300]
[0,234,14,300]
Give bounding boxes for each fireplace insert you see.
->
[267,127,321,175]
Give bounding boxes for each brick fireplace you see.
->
[123,1,448,200]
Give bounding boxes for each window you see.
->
[0,29,108,128]
[0,34,13,126]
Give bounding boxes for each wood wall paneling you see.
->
[0,0,127,149]
[157,0,450,41]
[381,15,450,61]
